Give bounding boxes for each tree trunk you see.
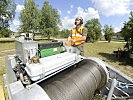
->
[47,33,50,40]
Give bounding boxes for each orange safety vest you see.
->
[71,26,84,46]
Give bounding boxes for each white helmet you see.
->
[75,16,83,24]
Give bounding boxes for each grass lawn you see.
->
[0,42,15,85]
[84,41,133,78]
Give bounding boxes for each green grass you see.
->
[0,42,15,85]
[84,41,125,58]
[84,41,133,78]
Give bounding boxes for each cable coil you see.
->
[39,59,108,100]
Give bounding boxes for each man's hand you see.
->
[67,36,72,42]
[71,39,76,42]
[64,38,72,46]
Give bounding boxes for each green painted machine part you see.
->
[39,46,64,57]
[38,41,65,57]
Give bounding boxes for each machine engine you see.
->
[6,39,82,85]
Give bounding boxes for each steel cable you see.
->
[39,59,108,100]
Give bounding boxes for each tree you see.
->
[121,11,133,52]
[121,21,131,42]
[0,0,16,37]
[40,1,61,39]
[103,25,114,43]
[59,29,70,38]
[121,11,133,42]
[19,0,39,38]
[0,28,12,37]
[85,18,102,42]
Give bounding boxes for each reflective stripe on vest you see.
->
[71,26,84,46]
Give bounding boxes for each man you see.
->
[67,17,87,56]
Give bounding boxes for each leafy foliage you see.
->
[0,28,12,37]
[121,11,133,43]
[121,11,133,53]
[19,0,39,34]
[103,24,114,42]
[58,29,70,38]
[85,18,102,42]
[0,0,16,37]
[19,0,61,39]
[0,0,16,28]
[39,1,61,39]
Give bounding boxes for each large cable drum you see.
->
[39,58,108,100]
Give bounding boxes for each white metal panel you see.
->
[25,52,80,81]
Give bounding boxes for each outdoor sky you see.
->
[10,0,133,33]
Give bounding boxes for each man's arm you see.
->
[72,36,86,42]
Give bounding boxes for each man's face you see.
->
[75,19,81,25]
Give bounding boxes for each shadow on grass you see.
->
[98,52,133,66]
